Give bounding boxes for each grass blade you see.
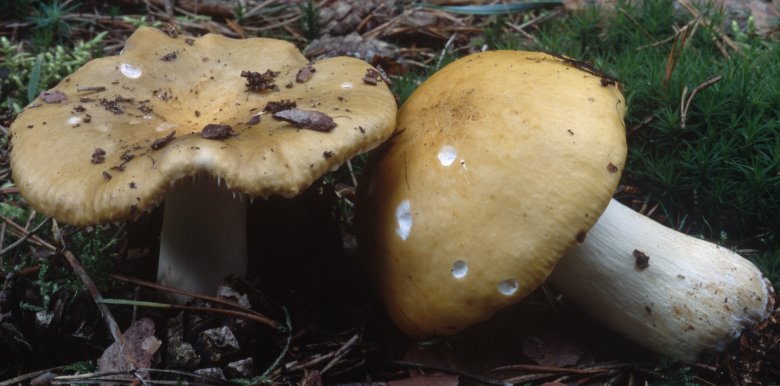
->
[27,54,43,103]
[423,1,563,15]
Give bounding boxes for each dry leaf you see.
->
[522,331,584,368]
[98,318,161,374]
[39,90,68,104]
[272,108,336,132]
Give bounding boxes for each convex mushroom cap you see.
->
[10,26,397,225]
[357,50,627,337]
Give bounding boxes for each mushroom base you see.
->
[157,176,248,300]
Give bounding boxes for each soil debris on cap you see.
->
[151,131,176,150]
[545,51,620,87]
[100,97,125,115]
[120,151,135,162]
[91,148,106,164]
[138,104,153,115]
[112,150,136,171]
[263,100,297,113]
[272,108,336,132]
[161,51,178,62]
[40,90,67,104]
[363,68,380,85]
[162,23,178,38]
[201,124,235,140]
[241,69,279,92]
[246,114,261,125]
[296,64,316,83]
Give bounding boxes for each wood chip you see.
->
[201,124,235,139]
[39,90,67,104]
[296,64,316,83]
[151,131,176,150]
[272,108,336,132]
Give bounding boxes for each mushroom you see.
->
[550,199,775,360]
[10,27,397,297]
[356,51,627,336]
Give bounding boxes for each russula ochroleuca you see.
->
[357,49,774,361]
[10,27,397,297]
[357,50,627,336]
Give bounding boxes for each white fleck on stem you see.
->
[551,199,774,360]
[157,176,247,301]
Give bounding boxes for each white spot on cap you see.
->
[120,63,142,79]
[460,160,467,170]
[451,260,468,279]
[67,116,81,126]
[395,199,412,240]
[497,278,519,296]
[437,145,457,167]
[340,82,353,89]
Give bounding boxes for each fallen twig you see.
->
[0,187,19,195]
[627,114,656,136]
[493,362,646,385]
[492,363,606,375]
[0,214,57,251]
[62,250,145,385]
[49,368,232,386]
[109,274,283,330]
[97,298,282,331]
[0,217,49,255]
[663,24,689,87]
[321,333,360,374]
[389,359,508,386]
[676,0,739,56]
[680,75,723,128]
[0,366,66,386]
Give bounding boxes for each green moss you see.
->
[27,0,81,48]
[0,32,106,111]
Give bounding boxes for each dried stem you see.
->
[110,274,282,331]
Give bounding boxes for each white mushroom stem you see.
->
[157,177,247,300]
[550,199,775,361]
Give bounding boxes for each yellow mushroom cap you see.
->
[357,50,627,337]
[10,27,396,225]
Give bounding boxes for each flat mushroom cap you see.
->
[10,27,396,225]
[357,51,627,337]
